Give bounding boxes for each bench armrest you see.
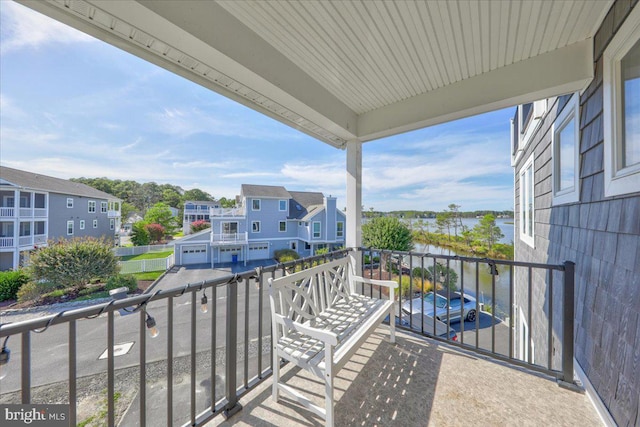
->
[275,314,339,346]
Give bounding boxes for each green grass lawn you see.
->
[132,271,164,281]
[120,250,173,261]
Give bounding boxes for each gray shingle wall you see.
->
[513,2,639,425]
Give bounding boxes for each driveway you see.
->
[149,260,278,293]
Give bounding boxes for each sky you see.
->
[0,2,515,212]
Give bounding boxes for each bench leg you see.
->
[325,347,334,427]
[389,305,396,344]
[272,350,280,401]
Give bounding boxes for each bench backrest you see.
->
[269,256,353,327]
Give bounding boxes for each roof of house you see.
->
[241,184,291,199]
[0,166,120,200]
[288,191,325,220]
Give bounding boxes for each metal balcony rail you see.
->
[0,248,575,426]
[358,248,574,385]
[0,249,349,427]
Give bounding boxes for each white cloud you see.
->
[0,2,95,54]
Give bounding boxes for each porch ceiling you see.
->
[20,0,612,148]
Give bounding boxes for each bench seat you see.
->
[268,255,397,427]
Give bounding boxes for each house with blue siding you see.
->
[174,184,345,266]
[0,166,122,271]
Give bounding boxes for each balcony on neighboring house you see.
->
[209,207,245,217]
[107,210,120,218]
[210,231,248,245]
[0,249,597,427]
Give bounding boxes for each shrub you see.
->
[27,237,119,291]
[130,222,150,246]
[105,274,138,293]
[16,281,56,303]
[315,247,329,255]
[274,249,300,262]
[190,220,211,233]
[0,270,30,301]
[144,223,165,244]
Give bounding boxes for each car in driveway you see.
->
[401,290,477,323]
[394,311,458,341]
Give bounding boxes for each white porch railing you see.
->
[19,235,32,246]
[0,207,14,217]
[113,244,173,257]
[0,237,14,247]
[209,207,245,217]
[211,232,248,245]
[19,208,32,217]
[34,234,47,245]
[33,208,47,217]
[108,210,120,218]
[118,254,175,274]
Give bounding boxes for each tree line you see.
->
[70,177,236,219]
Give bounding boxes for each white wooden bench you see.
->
[268,255,397,426]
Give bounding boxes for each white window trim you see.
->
[80,220,85,230]
[88,200,96,213]
[252,221,261,233]
[603,6,640,197]
[519,100,547,153]
[278,200,288,211]
[519,154,535,248]
[101,201,108,213]
[312,221,321,239]
[110,219,115,230]
[336,221,344,237]
[93,219,98,229]
[252,199,261,211]
[552,93,581,205]
[67,220,74,235]
[66,198,73,208]
[278,221,286,232]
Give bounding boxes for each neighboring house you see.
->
[0,166,122,270]
[182,200,220,235]
[174,184,345,266]
[511,5,640,425]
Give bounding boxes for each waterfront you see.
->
[405,217,514,244]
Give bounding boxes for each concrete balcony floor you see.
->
[210,328,602,426]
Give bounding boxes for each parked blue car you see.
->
[401,290,477,323]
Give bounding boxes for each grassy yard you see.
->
[120,250,173,261]
[132,271,164,281]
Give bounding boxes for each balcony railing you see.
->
[107,210,120,218]
[211,232,248,245]
[0,249,575,426]
[18,235,32,246]
[0,207,15,217]
[0,237,14,247]
[209,207,245,217]
[33,234,46,245]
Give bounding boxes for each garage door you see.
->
[181,245,207,264]
[247,243,269,260]
[219,247,242,263]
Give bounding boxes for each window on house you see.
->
[252,199,261,211]
[101,202,108,213]
[252,221,260,233]
[520,154,535,247]
[603,12,640,196]
[279,221,286,232]
[312,221,321,238]
[336,222,344,237]
[67,198,73,208]
[19,222,31,236]
[110,219,115,230]
[67,221,74,235]
[93,219,98,228]
[88,201,96,213]
[80,220,85,230]
[290,241,297,250]
[34,221,45,235]
[279,200,287,211]
[305,242,311,250]
[552,94,580,205]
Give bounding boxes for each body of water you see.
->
[405,217,514,244]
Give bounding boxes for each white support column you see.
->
[346,141,362,274]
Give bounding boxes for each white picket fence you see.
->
[113,244,174,257]
[119,254,175,274]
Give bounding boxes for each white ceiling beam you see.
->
[357,38,594,142]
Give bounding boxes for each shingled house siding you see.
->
[514,2,639,425]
